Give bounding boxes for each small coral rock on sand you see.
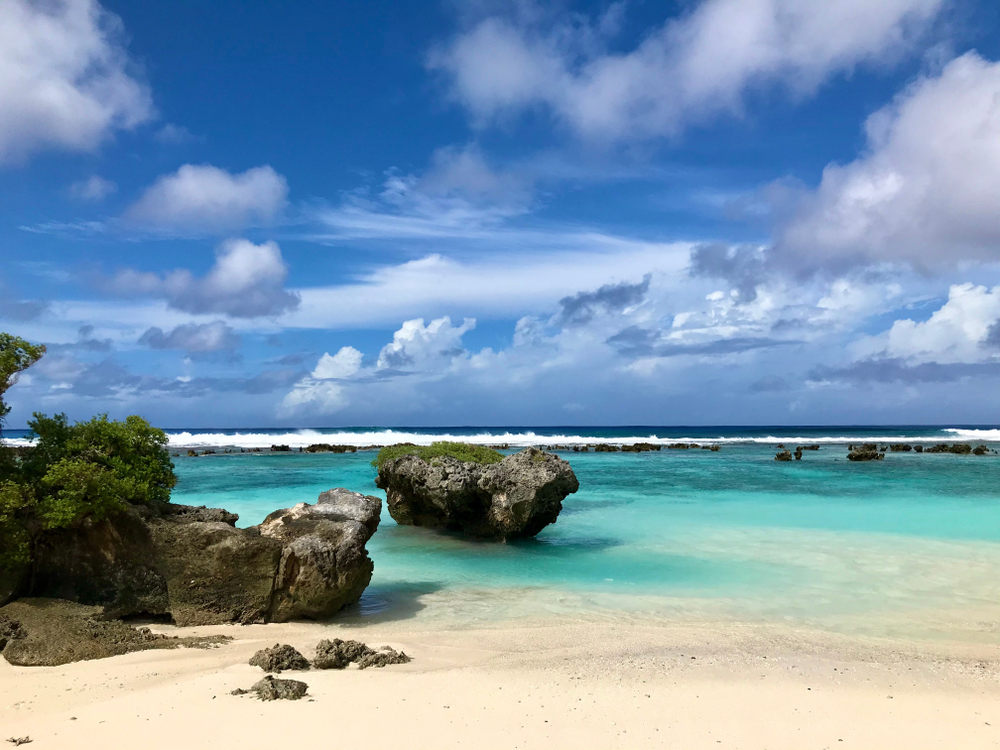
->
[232,675,308,701]
[313,638,411,670]
[249,643,310,672]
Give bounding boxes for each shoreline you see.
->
[3,616,997,749]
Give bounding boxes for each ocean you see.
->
[6,425,1000,641]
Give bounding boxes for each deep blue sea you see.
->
[7,426,999,640]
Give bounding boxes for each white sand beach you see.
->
[2,616,997,750]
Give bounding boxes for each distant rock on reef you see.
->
[847,444,884,461]
[5,490,381,628]
[375,447,579,541]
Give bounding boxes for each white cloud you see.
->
[69,175,116,201]
[153,123,201,145]
[107,238,300,318]
[778,52,1000,269]
[0,0,153,164]
[125,164,288,234]
[853,283,1000,364]
[139,321,241,353]
[430,0,944,140]
[279,379,348,415]
[312,346,363,379]
[377,316,475,369]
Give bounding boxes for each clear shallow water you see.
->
[162,429,1000,642]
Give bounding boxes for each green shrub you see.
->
[371,441,504,469]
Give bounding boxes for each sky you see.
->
[1,0,999,429]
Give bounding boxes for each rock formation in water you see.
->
[3,489,381,629]
[258,489,381,622]
[376,447,579,541]
[775,450,792,461]
[847,444,884,461]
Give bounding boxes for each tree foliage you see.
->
[372,441,504,469]
[0,333,45,428]
[0,333,176,573]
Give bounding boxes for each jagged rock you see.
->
[848,447,884,461]
[313,638,410,670]
[149,513,282,626]
[593,444,619,452]
[793,448,803,460]
[249,644,310,672]
[186,450,198,457]
[667,443,691,450]
[621,443,660,452]
[357,646,411,670]
[313,638,371,669]
[926,443,972,454]
[376,448,578,541]
[257,489,381,621]
[232,675,308,701]
[304,444,357,453]
[775,450,792,461]
[799,445,820,451]
[0,598,228,667]
[973,445,991,455]
[271,444,291,452]
[914,445,924,453]
[889,443,912,452]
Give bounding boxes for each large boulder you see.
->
[27,505,169,618]
[148,512,282,626]
[376,447,579,540]
[257,488,381,621]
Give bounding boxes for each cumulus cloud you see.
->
[852,283,1000,364]
[0,0,153,164]
[778,53,1000,269]
[278,346,364,415]
[377,317,475,370]
[311,347,363,379]
[69,175,117,201]
[124,164,288,234]
[139,321,241,353]
[558,274,650,326]
[430,0,944,140]
[107,238,300,318]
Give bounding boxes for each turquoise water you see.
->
[169,436,1000,641]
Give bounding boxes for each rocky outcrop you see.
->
[149,514,281,626]
[29,505,169,618]
[0,598,227,666]
[376,448,578,541]
[249,644,310,672]
[258,489,381,622]
[889,443,912,452]
[775,450,792,461]
[6,491,380,628]
[232,675,308,701]
[926,443,972,454]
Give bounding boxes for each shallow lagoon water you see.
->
[170,435,1000,642]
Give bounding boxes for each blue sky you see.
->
[2,0,1000,428]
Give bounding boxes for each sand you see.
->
[1,616,998,749]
